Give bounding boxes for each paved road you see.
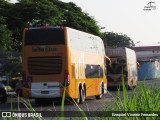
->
[0,91,115,111]
[0,80,159,118]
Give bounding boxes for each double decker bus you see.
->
[106,47,138,89]
[22,26,108,105]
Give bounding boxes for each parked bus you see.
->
[106,47,138,89]
[22,26,108,105]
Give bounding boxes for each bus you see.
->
[22,26,108,105]
[106,47,138,89]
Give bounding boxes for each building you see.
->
[132,46,160,80]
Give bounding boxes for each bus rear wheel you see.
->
[76,90,80,104]
[35,98,43,106]
[96,83,103,99]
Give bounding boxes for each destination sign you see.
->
[32,46,57,52]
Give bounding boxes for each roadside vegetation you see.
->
[104,80,160,120]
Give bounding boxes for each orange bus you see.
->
[22,26,108,105]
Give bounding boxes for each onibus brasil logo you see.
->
[144,1,156,11]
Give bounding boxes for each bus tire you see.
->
[128,80,135,90]
[133,85,136,88]
[16,89,22,97]
[128,85,133,90]
[35,98,42,106]
[76,87,85,104]
[1,91,7,103]
[76,89,81,104]
[80,88,85,103]
[96,83,103,99]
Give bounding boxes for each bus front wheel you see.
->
[80,88,85,103]
[96,83,103,99]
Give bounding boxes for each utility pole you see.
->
[104,32,107,49]
[100,27,107,49]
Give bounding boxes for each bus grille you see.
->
[28,57,62,75]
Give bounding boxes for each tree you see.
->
[105,32,135,47]
[0,16,13,51]
[52,1,102,36]
[1,0,59,51]
[15,0,58,26]
[0,0,103,51]
[0,0,20,51]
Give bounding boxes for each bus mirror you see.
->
[105,56,111,66]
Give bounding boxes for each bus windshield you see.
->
[25,28,65,45]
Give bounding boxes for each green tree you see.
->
[15,0,58,26]
[53,1,102,36]
[0,0,103,51]
[3,0,59,51]
[105,32,135,47]
[0,16,13,51]
[0,0,19,51]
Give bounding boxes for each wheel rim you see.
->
[99,84,102,98]
[81,89,85,103]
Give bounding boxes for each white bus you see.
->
[106,47,138,89]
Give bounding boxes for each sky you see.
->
[11,0,160,46]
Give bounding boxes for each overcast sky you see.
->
[11,0,160,46]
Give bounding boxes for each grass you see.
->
[1,79,159,120]
[104,79,160,120]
